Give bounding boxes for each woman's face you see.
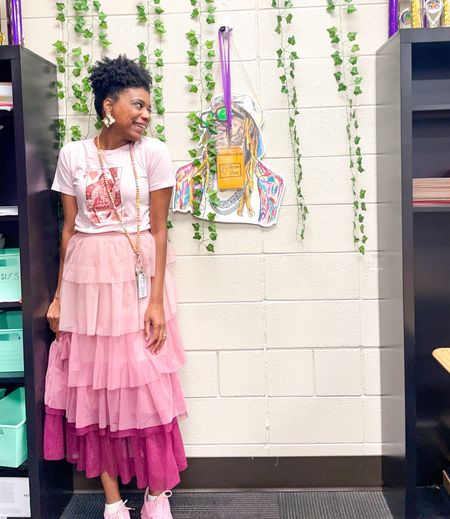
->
[106,87,151,141]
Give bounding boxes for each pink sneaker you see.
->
[141,488,173,519]
[104,499,134,519]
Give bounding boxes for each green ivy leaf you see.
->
[347,31,357,41]
[154,19,166,34]
[137,4,148,23]
[331,51,343,66]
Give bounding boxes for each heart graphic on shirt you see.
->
[88,170,98,181]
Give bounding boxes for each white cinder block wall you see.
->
[17,0,389,457]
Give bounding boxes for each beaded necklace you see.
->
[95,135,148,299]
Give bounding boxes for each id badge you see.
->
[135,265,148,299]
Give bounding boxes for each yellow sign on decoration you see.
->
[217,146,245,190]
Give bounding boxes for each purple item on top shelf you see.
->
[389,0,399,36]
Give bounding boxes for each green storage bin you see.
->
[0,248,21,302]
[0,311,23,372]
[0,387,27,467]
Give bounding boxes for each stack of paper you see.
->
[0,206,18,216]
[413,178,450,205]
[0,82,13,111]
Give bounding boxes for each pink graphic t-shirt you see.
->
[51,137,175,233]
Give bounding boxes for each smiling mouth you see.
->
[133,122,147,130]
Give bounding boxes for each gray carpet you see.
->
[60,490,394,519]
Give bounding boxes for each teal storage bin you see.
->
[0,387,27,467]
[0,248,21,302]
[0,311,23,372]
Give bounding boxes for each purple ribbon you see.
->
[389,0,399,36]
[6,0,23,45]
[218,26,232,133]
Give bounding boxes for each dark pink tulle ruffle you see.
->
[44,406,187,490]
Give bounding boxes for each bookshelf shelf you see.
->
[377,29,450,519]
[0,45,72,518]
[0,371,24,383]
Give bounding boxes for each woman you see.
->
[44,55,188,519]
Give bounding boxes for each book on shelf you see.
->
[0,206,18,216]
[0,82,13,111]
[413,177,450,204]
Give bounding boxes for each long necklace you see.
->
[95,135,148,299]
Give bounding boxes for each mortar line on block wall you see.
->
[255,2,271,458]
[177,297,370,304]
[217,350,221,396]
[185,394,370,400]
[177,298,383,307]
[128,104,380,114]
[184,441,378,446]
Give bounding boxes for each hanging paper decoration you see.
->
[6,0,24,45]
[173,93,285,226]
[173,26,285,227]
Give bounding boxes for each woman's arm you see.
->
[145,186,173,353]
[46,194,77,335]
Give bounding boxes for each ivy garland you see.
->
[272,0,307,241]
[326,0,367,254]
[53,0,111,148]
[137,0,166,143]
[185,0,218,253]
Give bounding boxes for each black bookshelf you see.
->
[0,46,72,518]
[376,29,450,518]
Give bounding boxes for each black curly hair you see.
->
[89,55,152,118]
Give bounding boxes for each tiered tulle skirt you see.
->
[43,230,188,489]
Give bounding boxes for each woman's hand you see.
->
[47,298,61,339]
[144,301,166,354]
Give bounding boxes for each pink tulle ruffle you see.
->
[59,230,178,336]
[44,407,187,490]
[45,331,188,431]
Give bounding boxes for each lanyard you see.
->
[218,26,233,137]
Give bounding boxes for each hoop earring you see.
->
[102,112,115,128]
